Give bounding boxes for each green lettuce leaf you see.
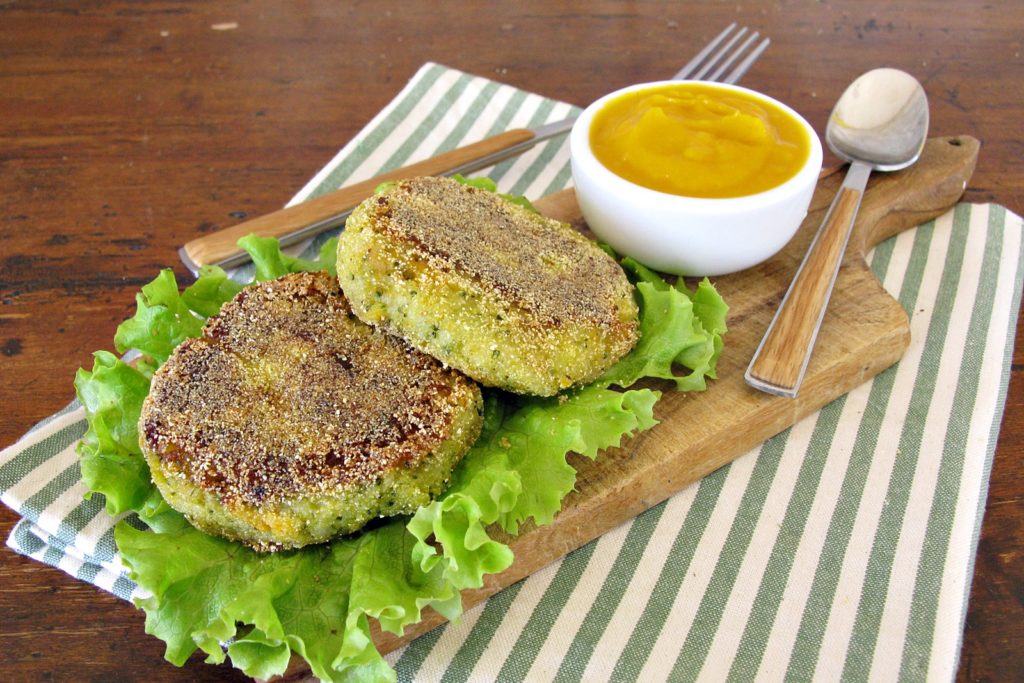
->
[490,385,660,533]
[77,186,727,682]
[74,351,156,516]
[407,385,659,591]
[113,269,205,365]
[117,510,461,682]
[181,265,244,318]
[118,521,359,681]
[238,234,339,282]
[596,258,728,392]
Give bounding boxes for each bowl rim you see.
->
[570,79,824,212]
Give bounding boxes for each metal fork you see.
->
[180,24,770,274]
[677,22,771,83]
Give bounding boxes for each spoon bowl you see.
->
[746,68,930,398]
[827,67,929,170]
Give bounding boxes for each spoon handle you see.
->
[746,160,872,397]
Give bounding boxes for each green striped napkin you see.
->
[1,62,1021,682]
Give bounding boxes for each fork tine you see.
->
[691,26,748,80]
[721,37,770,84]
[673,23,738,80]
[674,24,769,84]
[707,31,760,81]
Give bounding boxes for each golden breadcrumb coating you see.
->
[336,176,639,396]
[139,271,483,551]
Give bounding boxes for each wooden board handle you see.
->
[179,128,537,270]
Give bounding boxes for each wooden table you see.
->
[1,2,1019,680]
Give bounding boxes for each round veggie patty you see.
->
[139,271,483,551]
[336,176,640,396]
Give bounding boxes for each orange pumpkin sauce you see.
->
[590,83,811,198]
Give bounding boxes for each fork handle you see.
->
[746,160,872,398]
[179,127,537,272]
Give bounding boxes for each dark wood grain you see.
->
[0,2,1020,681]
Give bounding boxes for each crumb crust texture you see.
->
[336,176,639,396]
[139,271,483,551]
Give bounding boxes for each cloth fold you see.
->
[1,62,1020,682]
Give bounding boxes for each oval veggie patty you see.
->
[336,176,640,396]
[139,271,483,551]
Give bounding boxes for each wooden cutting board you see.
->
[278,135,979,678]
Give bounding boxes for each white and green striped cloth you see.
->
[2,63,1021,682]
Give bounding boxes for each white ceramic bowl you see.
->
[570,80,823,276]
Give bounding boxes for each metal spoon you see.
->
[746,68,929,398]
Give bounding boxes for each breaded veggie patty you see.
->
[139,271,483,552]
[336,176,640,396]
